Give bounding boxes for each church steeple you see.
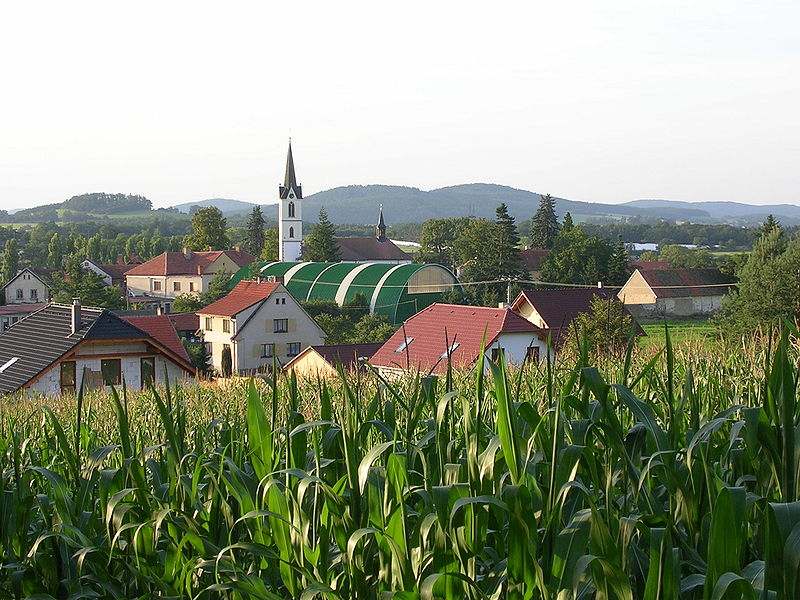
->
[376,204,387,242]
[278,139,303,262]
[279,140,302,200]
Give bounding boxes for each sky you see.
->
[1,1,799,210]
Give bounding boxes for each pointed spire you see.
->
[279,139,302,200]
[376,204,387,242]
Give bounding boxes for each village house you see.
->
[510,286,642,346]
[284,342,382,380]
[0,302,47,331]
[369,303,549,377]
[1,268,52,304]
[198,279,325,375]
[0,300,193,396]
[617,268,735,318]
[124,248,255,309]
[334,207,411,263]
[82,256,142,291]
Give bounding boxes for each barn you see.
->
[228,261,461,325]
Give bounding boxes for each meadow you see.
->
[0,328,799,599]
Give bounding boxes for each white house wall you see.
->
[26,342,190,396]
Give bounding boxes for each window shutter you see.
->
[289,319,296,332]
[253,343,260,358]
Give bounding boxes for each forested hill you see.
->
[6,193,160,223]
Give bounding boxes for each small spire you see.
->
[376,204,387,242]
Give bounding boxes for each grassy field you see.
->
[641,318,720,348]
[1,331,798,598]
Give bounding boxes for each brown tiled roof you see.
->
[520,248,549,273]
[336,237,409,261]
[311,343,382,369]
[126,250,255,277]
[198,280,279,317]
[0,303,47,317]
[97,262,138,280]
[370,303,541,374]
[637,268,735,298]
[167,312,200,333]
[514,287,612,330]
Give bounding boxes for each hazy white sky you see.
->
[2,1,798,210]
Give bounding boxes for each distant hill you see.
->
[7,186,800,227]
[171,198,258,215]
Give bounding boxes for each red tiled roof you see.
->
[513,287,612,330]
[370,303,541,374]
[167,312,200,332]
[630,260,671,271]
[636,268,735,298]
[520,248,549,272]
[122,315,191,363]
[198,280,279,317]
[125,250,255,276]
[0,303,47,317]
[97,262,138,280]
[336,237,409,261]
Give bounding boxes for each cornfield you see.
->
[1,328,799,599]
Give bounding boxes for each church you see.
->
[278,142,410,264]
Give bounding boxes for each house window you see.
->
[189,282,195,292]
[204,342,212,355]
[101,359,122,386]
[440,342,460,359]
[288,202,295,218]
[30,289,38,300]
[289,227,294,239]
[261,343,275,358]
[141,357,155,388]
[287,342,301,357]
[274,318,288,333]
[60,361,76,395]
[204,317,213,331]
[222,319,231,333]
[490,347,504,363]
[15,289,22,300]
[395,338,414,353]
[173,281,181,292]
[153,280,162,292]
[526,346,540,362]
[281,298,286,305]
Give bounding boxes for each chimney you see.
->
[71,298,81,334]
[233,244,241,252]
[156,303,164,316]
[597,281,603,288]
[183,247,193,259]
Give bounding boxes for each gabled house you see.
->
[197,280,325,375]
[369,303,548,377]
[511,287,640,346]
[284,342,382,380]
[334,207,410,263]
[2,268,52,304]
[82,257,142,290]
[617,268,735,318]
[0,300,193,396]
[125,248,255,307]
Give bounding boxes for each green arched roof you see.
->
[228,261,460,324]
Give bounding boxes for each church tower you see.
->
[278,141,303,262]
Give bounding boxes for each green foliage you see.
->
[606,237,631,285]
[245,205,266,256]
[2,327,799,598]
[303,207,341,262]
[417,216,470,269]
[529,193,560,249]
[305,297,396,344]
[540,225,615,285]
[51,255,125,309]
[565,295,638,357]
[718,228,800,332]
[183,340,210,374]
[221,344,233,377]
[171,293,204,313]
[261,227,279,261]
[1,238,19,285]
[658,244,716,268]
[185,206,230,251]
[561,211,574,231]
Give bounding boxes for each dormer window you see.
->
[395,338,414,353]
